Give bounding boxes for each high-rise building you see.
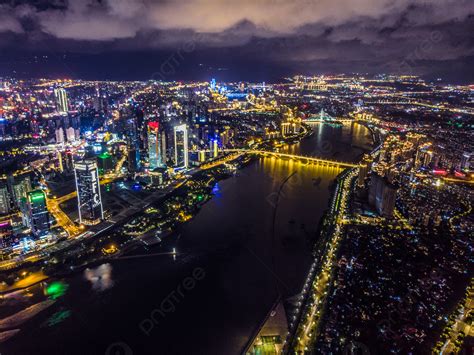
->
[148,121,165,169]
[97,152,114,174]
[93,84,106,112]
[54,88,69,114]
[126,118,140,173]
[210,138,218,158]
[10,175,31,209]
[461,152,471,171]
[66,127,76,142]
[160,128,167,166]
[358,154,372,187]
[0,219,14,250]
[74,159,104,225]
[368,173,398,218]
[63,150,74,171]
[380,182,397,218]
[421,149,434,168]
[26,190,50,237]
[0,183,10,214]
[198,150,207,162]
[55,127,65,143]
[174,124,189,168]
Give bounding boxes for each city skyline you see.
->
[0,1,472,354]
[0,74,472,354]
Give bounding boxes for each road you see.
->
[291,168,356,353]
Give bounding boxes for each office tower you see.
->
[63,150,74,171]
[210,138,218,158]
[74,159,104,225]
[54,88,69,114]
[368,173,381,207]
[0,219,14,250]
[126,118,140,173]
[414,149,423,170]
[148,121,164,169]
[10,175,31,209]
[423,150,433,167]
[461,152,471,171]
[0,117,6,138]
[26,190,50,237]
[0,183,10,214]
[368,173,398,218]
[66,127,76,142]
[93,84,105,112]
[160,128,167,166]
[220,127,231,147]
[198,150,207,162]
[127,144,138,173]
[357,154,372,187]
[174,124,189,168]
[55,127,65,143]
[380,182,397,218]
[97,152,114,174]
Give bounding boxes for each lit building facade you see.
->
[0,183,10,214]
[368,173,398,218]
[26,190,50,237]
[10,175,31,209]
[127,118,140,173]
[54,88,69,114]
[461,152,471,171]
[210,138,218,158]
[174,124,189,168]
[74,159,104,225]
[358,154,372,187]
[148,121,165,169]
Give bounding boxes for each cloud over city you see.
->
[0,0,473,80]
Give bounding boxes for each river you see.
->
[1,122,372,355]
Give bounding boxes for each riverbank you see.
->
[0,122,374,355]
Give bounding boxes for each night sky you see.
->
[0,0,473,82]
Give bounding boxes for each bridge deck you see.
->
[222,149,356,168]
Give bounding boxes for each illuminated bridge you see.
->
[305,109,353,123]
[222,149,357,168]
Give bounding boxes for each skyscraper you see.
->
[148,121,165,169]
[74,159,104,225]
[55,127,65,143]
[54,88,69,114]
[461,152,471,171]
[160,128,167,166]
[210,138,218,158]
[174,124,189,168]
[26,190,50,237]
[368,173,398,218]
[357,154,372,187]
[0,182,10,214]
[9,175,31,209]
[126,118,140,173]
[66,126,76,142]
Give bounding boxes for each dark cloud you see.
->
[0,0,473,81]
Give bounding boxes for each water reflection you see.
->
[41,309,71,328]
[84,264,114,291]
